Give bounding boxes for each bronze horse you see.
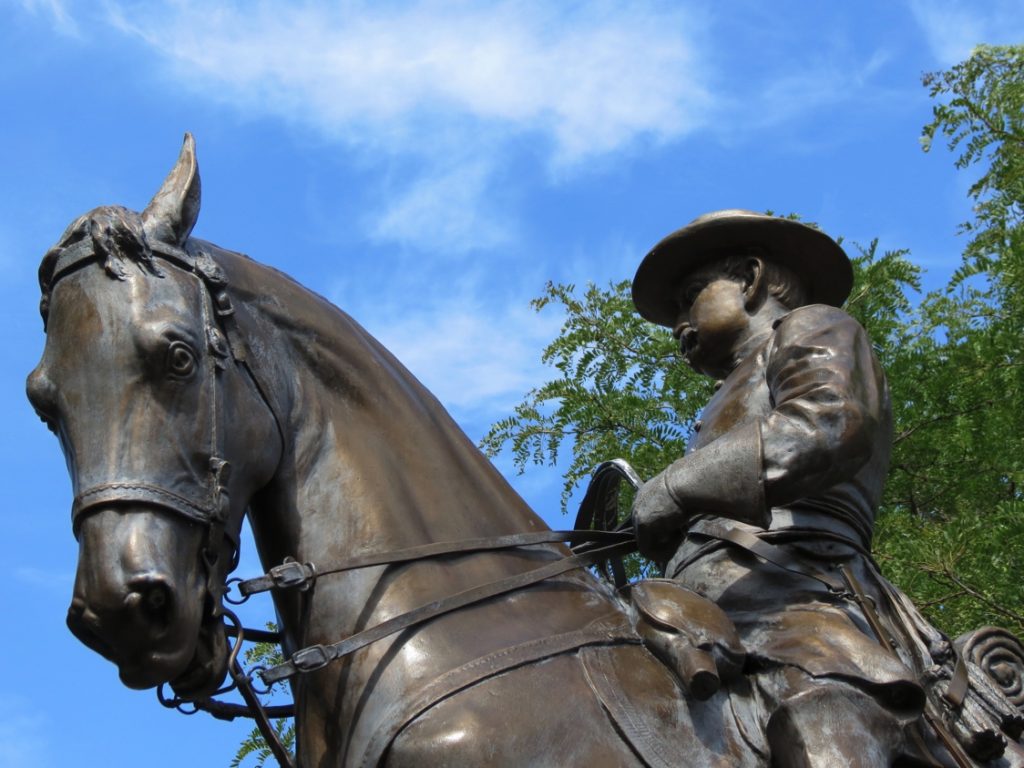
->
[27,136,760,767]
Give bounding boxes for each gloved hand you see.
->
[632,469,687,567]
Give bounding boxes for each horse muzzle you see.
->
[67,504,212,690]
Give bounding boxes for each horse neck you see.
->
[216,246,548,571]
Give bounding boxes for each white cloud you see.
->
[106,1,712,165]
[13,0,78,35]
[95,1,712,253]
[333,280,562,423]
[368,158,512,253]
[909,0,1024,65]
[27,1,907,253]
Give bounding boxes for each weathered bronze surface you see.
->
[26,137,744,767]
[27,140,1024,766]
[631,209,1024,767]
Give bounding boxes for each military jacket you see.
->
[664,304,921,696]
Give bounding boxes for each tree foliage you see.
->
[875,44,1024,638]
[921,44,1024,280]
[480,281,709,509]
[484,45,1024,640]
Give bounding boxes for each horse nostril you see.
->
[145,584,169,616]
[127,579,175,628]
[67,603,118,661]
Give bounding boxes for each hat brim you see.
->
[632,212,853,327]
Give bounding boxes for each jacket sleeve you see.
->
[662,305,886,526]
[760,305,884,507]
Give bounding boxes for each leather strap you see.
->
[239,530,635,597]
[359,618,640,767]
[695,521,848,594]
[261,540,636,685]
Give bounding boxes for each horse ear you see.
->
[142,132,201,247]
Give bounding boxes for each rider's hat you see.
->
[632,209,853,327]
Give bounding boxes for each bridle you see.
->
[43,232,642,768]
[45,232,283,586]
[43,230,300,761]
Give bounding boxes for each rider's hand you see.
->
[632,469,687,567]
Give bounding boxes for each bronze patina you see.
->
[632,210,1024,767]
[28,137,750,767]
[27,139,1024,766]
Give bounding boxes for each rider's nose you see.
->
[674,322,697,354]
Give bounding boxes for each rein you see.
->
[160,526,638,768]
[168,460,642,768]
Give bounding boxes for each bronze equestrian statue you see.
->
[26,137,1024,766]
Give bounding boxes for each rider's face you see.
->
[672,264,751,378]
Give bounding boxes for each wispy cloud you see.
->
[12,0,78,35]
[17,1,907,254]
[909,0,1024,65]
[368,158,512,254]
[94,0,711,253]
[106,1,711,165]
[331,277,562,426]
[718,45,896,143]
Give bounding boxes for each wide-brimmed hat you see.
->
[632,209,853,327]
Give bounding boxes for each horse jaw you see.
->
[168,614,229,698]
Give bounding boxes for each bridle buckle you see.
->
[269,559,316,591]
[290,644,332,673]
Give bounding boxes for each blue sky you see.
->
[2,1,1023,766]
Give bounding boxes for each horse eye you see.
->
[166,341,197,378]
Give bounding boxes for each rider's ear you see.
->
[742,256,767,310]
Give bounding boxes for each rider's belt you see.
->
[690,520,851,595]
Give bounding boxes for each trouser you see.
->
[760,667,915,767]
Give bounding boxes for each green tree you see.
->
[480,280,709,510]
[484,45,1024,640]
[876,43,1024,637]
[921,44,1024,278]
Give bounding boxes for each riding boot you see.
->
[766,682,906,768]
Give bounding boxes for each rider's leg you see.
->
[766,680,907,768]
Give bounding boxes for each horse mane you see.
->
[38,206,165,322]
[199,238,547,541]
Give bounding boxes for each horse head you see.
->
[26,135,282,697]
